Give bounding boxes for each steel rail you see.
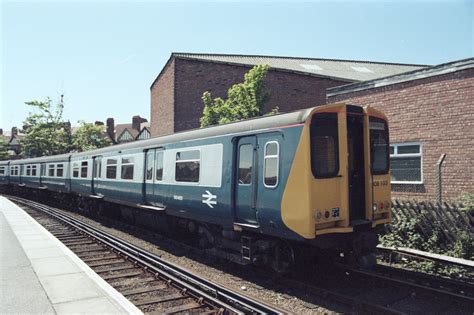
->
[8,195,285,315]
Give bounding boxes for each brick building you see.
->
[106,115,151,144]
[150,53,425,137]
[328,58,474,201]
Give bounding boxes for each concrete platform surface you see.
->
[0,196,142,314]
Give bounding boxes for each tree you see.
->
[200,64,278,127]
[0,136,9,160]
[72,121,111,152]
[22,97,72,157]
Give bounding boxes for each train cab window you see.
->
[238,144,253,185]
[264,142,279,188]
[156,152,164,181]
[81,161,88,178]
[26,165,31,176]
[121,157,134,180]
[72,163,79,178]
[56,164,64,177]
[48,165,55,177]
[310,113,339,178]
[369,117,389,175]
[175,150,200,183]
[31,165,37,176]
[106,159,117,179]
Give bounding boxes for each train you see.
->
[0,103,391,271]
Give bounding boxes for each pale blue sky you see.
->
[1,0,472,131]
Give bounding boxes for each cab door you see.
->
[234,136,258,226]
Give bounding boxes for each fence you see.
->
[388,200,474,250]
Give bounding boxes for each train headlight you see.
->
[372,203,377,212]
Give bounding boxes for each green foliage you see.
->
[458,193,474,214]
[200,64,278,127]
[72,121,112,152]
[22,97,72,157]
[0,136,9,160]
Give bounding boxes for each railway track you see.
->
[8,195,474,314]
[8,195,284,315]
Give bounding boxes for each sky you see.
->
[1,0,472,132]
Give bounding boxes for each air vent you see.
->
[351,66,373,73]
[300,64,323,71]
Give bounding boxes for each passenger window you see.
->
[310,113,339,178]
[32,165,37,176]
[156,152,164,181]
[106,159,117,179]
[0,167,4,175]
[146,152,154,180]
[26,165,31,176]
[264,142,279,187]
[121,157,134,180]
[175,150,200,183]
[56,164,64,177]
[48,164,55,177]
[238,144,253,185]
[73,163,79,178]
[81,161,88,178]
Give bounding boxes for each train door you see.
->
[92,156,102,195]
[144,148,165,209]
[235,136,259,225]
[347,110,366,222]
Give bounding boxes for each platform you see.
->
[0,196,142,314]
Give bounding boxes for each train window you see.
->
[146,151,154,180]
[369,117,389,175]
[32,165,37,176]
[56,164,64,177]
[0,167,4,175]
[26,165,31,176]
[106,159,117,179]
[264,142,279,188]
[310,113,339,178]
[156,152,164,181]
[238,144,253,185]
[121,157,134,180]
[81,161,88,178]
[175,150,200,183]
[41,165,46,176]
[48,164,55,177]
[73,163,79,178]
[93,159,101,178]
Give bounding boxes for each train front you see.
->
[281,103,391,263]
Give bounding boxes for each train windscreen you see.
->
[369,117,389,175]
[310,113,340,178]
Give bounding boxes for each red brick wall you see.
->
[150,59,175,137]
[328,69,474,201]
[172,58,349,133]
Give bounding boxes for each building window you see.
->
[106,159,117,179]
[264,141,279,188]
[156,151,164,181]
[56,164,64,177]
[121,157,134,180]
[175,150,200,183]
[72,163,79,178]
[390,143,422,184]
[81,161,88,178]
[48,164,55,177]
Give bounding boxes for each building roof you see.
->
[327,57,474,97]
[169,52,427,83]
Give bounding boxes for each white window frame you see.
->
[56,164,64,178]
[0,166,5,175]
[174,149,201,184]
[155,151,164,182]
[263,141,279,188]
[120,156,135,180]
[390,142,423,184]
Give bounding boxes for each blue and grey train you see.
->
[0,103,391,270]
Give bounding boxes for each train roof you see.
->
[9,153,71,165]
[71,106,315,158]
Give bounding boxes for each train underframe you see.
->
[5,185,380,272]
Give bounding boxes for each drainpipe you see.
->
[436,153,446,204]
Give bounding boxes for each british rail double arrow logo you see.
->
[202,190,217,208]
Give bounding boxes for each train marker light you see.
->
[372,203,377,212]
[324,211,330,219]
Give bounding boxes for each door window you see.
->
[238,144,253,185]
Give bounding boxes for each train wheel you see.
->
[270,241,295,274]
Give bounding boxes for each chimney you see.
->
[132,115,146,131]
[0,128,3,135]
[11,127,18,137]
[106,118,115,140]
